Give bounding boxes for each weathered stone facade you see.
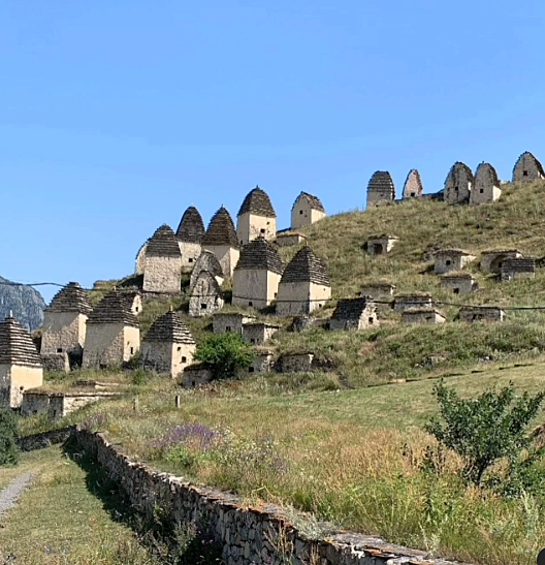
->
[360,282,396,300]
[500,257,536,281]
[434,249,476,274]
[366,235,398,256]
[444,162,473,204]
[189,251,224,290]
[242,322,280,345]
[236,186,277,246]
[233,238,284,309]
[291,192,326,230]
[280,352,315,373]
[41,352,70,372]
[21,390,116,419]
[470,162,501,204]
[366,171,395,207]
[213,313,256,335]
[276,246,331,316]
[82,292,140,370]
[141,311,196,378]
[274,231,307,247]
[402,308,446,325]
[0,316,43,408]
[202,206,240,276]
[189,271,224,317]
[402,169,423,199]
[441,273,476,295]
[73,429,473,565]
[459,306,505,322]
[41,282,92,362]
[393,293,433,312]
[480,250,522,273]
[176,206,206,273]
[512,151,545,182]
[329,298,378,331]
[237,348,274,376]
[182,363,213,388]
[143,225,183,294]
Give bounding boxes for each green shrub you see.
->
[194,333,254,380]
[425,380,545,487]
[0,404,19,466]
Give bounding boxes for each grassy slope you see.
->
[0,447,156,565]
[77,359,545,565]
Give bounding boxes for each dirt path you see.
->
[0,473,34,519]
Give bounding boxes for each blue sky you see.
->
[0,1,544,302]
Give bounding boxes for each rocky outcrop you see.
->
[0,276,46,331]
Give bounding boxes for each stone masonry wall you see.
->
[41,311,87,355]
[73,429,468,565]
[143,256,183,294]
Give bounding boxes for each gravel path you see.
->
[0,473,34,518]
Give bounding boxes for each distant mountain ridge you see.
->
[0,276,46,331]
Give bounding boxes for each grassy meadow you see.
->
[70,359,545,565]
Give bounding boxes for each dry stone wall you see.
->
[73,429,470,565]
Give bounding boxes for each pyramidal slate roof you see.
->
[146,225,182,257]
[87,291,139,327]
[202,206,239,248]
[46,282,92,315]
[367,171,395,193]
[513,151,545,178]
[445,162,474,184]
[176,206,205,243]
[331,298,373,321]
[145,310,195,344]
[238,186,276,218]
[0,315,41,367]
[292,192,325,213]
[280,246,330,286]
[475,162,500,187]
[235,237,284,274]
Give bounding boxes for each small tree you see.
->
[425,380,545,486]
[0,404,19,466]
[194,333,254,381]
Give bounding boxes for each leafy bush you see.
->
[194,333,254,380]
[425,380,545,487]
[0,404,19,466]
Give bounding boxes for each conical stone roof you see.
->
[280,246,330,286]
[202,206,239,248]
[475,162,500,187]
[402,169,423,198]
[0,315,42,366]
[367,171,395,194]
[237,186,276,218]
[145,310,195,344]
[87,291,139,327]
[292,192,325,212]
[146,225,182,258]
[513,151,545,178]
[445,162,474,185]
[235,238,284,274]
[46,282,92,315]
[176,206,205,243]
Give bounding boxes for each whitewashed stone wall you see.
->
[237,213,277,246]
[276,281,331,316]
[242,324,279,345]
[82,324,140,369]
[141,341,195,378]
[203,244,240,277]
[73,430,467,565]
[232,270,281,309]
[0,364,43,408]
[143,256,183,294]
[21,391,116,419]
[178,241,202,273]
[291,201,325,230]
[41,311,87,355]
[434,252,476,275]
[275,232,307,247]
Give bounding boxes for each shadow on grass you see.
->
[63,437,223,565]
